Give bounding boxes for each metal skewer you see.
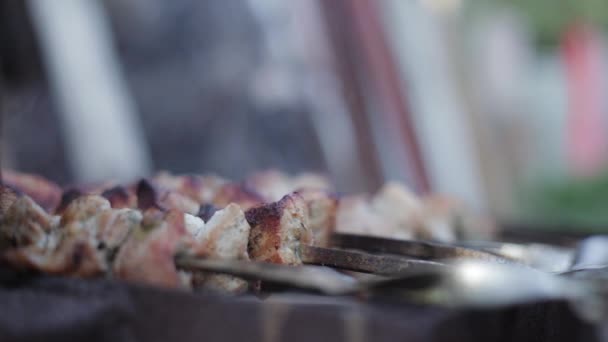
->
[175,244,447,293]
[175,254,359,295]
[330,233,515,264]
[299,244,445,275]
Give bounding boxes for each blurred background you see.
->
[2,0,608,232]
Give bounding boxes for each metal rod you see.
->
[330,233,515,263]
[174,254,358,295]
[299,245,446,276]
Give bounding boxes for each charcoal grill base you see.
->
[0,271,599,342]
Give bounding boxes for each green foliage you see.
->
[521,171,608,232]
[475,0,608,47]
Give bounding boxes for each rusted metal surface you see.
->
[330,233,514,263]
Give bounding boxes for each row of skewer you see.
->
[0,169,512,295]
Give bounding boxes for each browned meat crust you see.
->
[246,193,311,265]
[55,189,84,215]
[136,179,199,215]
[101,186,137,209]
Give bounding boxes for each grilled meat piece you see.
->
[113,209,191,288]
[189,203,250,260]
[212,183,264,210]
[60,195,111,228]
[0,195,57,249]
[3,170,62,212]
[246,193,312,265]
[184,213,205,236]
[295,189,338,247]
[56,184,136,213]
[188,203,251,293]
[2,195,141,277]
[336,182,421,240]
[2,228,107,277]
[246,170,332,202]
[416,196,458,242]
[136,179,199,215]
[101,186,137,209]
[55,189,85,215]
[419,195,496,241]
[153,172,227,204]
[0,185,19,218]
[94,208,142,253]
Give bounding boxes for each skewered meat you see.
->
[188,203,251,292]
[2,195,141,277]
[101,186,137,209]
[60,195,111,228]
[295,189,338,247]
[113,209,191,288]
[2,170,62,212]
[0,185,19,216]
[94,208,142,253]
[56,184,137,213]
[0,169,494,292]
[55,189,85,214]
[335,183,485,243]
[211,183,264,210]
[2,228,107,277]
[189,204,250,260]
[59,195,139,249]
[246,193,312,265]
[153,172,227,204]
[184,213,205,236]
[0,195,58,249]
[136,179,199,215]
[420,195,496,241]
[336,182,421,240]
[152,172,262,210]
[416,196,458,242]
[246,170,332,202]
